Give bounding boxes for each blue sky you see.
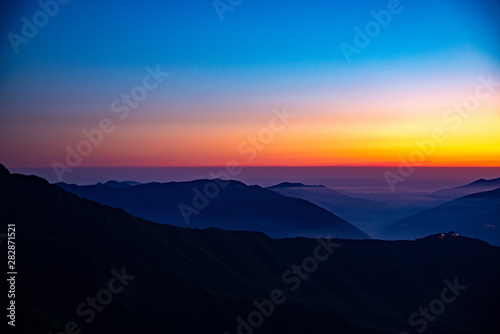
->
[1,0,499,169]
[2,0,499,72]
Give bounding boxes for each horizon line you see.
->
[7,164,500,169]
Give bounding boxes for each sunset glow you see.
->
[1,0,499,170]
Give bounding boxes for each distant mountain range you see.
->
[428,177,500,201]
[1,163,499,333]
[97,180,142,188]
[56,176,500,244]
[350,177,500,215]
[267,181,500,243]
[384,188,500,245]
[56,179,369,240]
[268,182,401,235]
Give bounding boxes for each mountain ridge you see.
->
[384,187,500,245]
[56,178,369,240]
[1,163,499,333]
[267,182,401,235]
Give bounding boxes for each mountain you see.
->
[428,177,500,201]
[268,182,401,236]
[1,164,500,333]
[342,176,500,223]
[98,180,142,188]
[56,179,369,240]
[384,188,500,246]
[466,177,500,187]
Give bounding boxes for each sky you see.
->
[1,0,500,171]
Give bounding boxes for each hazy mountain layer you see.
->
[268,182,401,235]
[56,179,369,239]
[384,188,500,246]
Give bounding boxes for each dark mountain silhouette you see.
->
[384,188,500,246]
[466,177,500,187]
[268,182,401,236]
[428,177,500,201]
[1,164,499,333]
[56,179,369,239]
[98,180,142,188]
[343,176,500,223]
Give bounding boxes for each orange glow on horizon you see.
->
[2,89,499,169]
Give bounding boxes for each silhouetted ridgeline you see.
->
[56,179,369,240]
[1,164,499,333]
[267,182,401,235]
[385,188,500,245]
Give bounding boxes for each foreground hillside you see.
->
[1,164,499,334]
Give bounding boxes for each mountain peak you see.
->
[464,177,500,187]
[0,163,9,177]
[56,177,368,240]
[417,231,489,245]
[421,231,460,240]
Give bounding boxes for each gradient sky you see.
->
[1,0,499,169]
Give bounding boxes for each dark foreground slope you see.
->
[384,188,500,246]
[1,165,499,334]
[57,179,368,239]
